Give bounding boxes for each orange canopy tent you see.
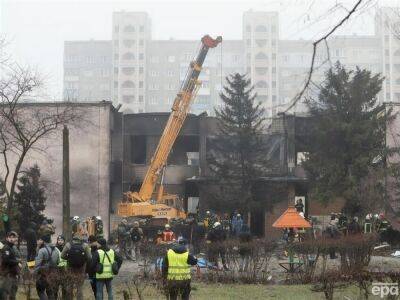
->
[272,206,311,228]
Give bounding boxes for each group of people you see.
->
[0,229,122,299]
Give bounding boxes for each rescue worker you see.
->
[348,217,361,235]
[295,198,304,213]
[364,213,373,233]
[162,238,197,300]
[338,213,348,235]
[91,238,123,300]
[95,216,104,238]
[231,213,243,236]
[155,230,164,245]
[162,224,176,243]
[117,219,131,260]
[87,235,99,298]
[203,211,213,231]
[206,222,228,270]
[0,231,21,300]
[130,221,143,261]
[55,235,67,299]
[34,234,60,299]
[61,232,92,300]
[377,213,390,233]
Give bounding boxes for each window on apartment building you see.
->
[122,95,135,103]
[271,25,277,33]
[122,80,135,88]
[139,67,144,74]
[387,93,391,100]
[124,25,135,32]
[232,55,240,63]
[396,78,400,85]
[183,53,192,61]
[272,67,276,74]
[165,70,173,77]
[272,53,276,60]
[385,35,389,42]
[114,81,118,88]
[139,81,144,88]
[149,97,157,105]
[114,54,119,60]
[395,49,400,56]
[150,56,159,63]
[385,49,390,56]
[114,26,119,33]
[139,95,144,103]
[139,53,144,60]
[166,83,175,90]
[272,81,276,88]
[255,25,267,32]
[255,67,268,75]
[255,39,267,47]
[122,52,135,60]
[255,52,268,60]
[64,69,79,76]
[150,70,159,76]
[272,95,277,102]
[123,40,135,48]
[246,25,251,32]
[149,84,159,90]
[272,39,276,46]
[122,67,135,75]
[139,25,144,32]
[386,64,390,70]
[168,56,175,63]
[246,39,251,46]
[131,135,146,164]
[114,40,119,46]
[139,39,144,46]
[255,81,268,88]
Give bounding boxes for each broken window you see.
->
[131,135,146,164]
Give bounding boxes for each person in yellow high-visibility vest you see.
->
[162,238,197,300]
[91,238,123,300]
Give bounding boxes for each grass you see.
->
[17,281,385,299]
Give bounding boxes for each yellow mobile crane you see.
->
[118,35,222,219]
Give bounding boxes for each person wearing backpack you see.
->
[91,238,123,300]
[61,233,91,300]
[130,221,143,261]
[34,235,60,300]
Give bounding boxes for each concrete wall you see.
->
[0,102,114,238]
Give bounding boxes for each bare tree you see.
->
[0,41,82,214]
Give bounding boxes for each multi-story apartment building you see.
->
[243,11,279,117]
[376,7,400,103]
[63,8,400,116]
[63,40,112,102]
[112,12,151,113]
[145,39,244,115]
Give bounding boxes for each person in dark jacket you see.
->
[0,231,21,300]
[91,238,123,300]
[206,222,228,270]
[162,239,197,300]
[25,221,37,261]
[87,235,99,298]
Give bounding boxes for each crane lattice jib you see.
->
[132,35,222,202]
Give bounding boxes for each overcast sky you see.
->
[1,0,400,99]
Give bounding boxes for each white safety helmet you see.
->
[165,224,171,229]
[206,210,210,215]
[73,216,79,221]
[96,216,101,220]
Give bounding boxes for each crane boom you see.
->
[128,35,222,203]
